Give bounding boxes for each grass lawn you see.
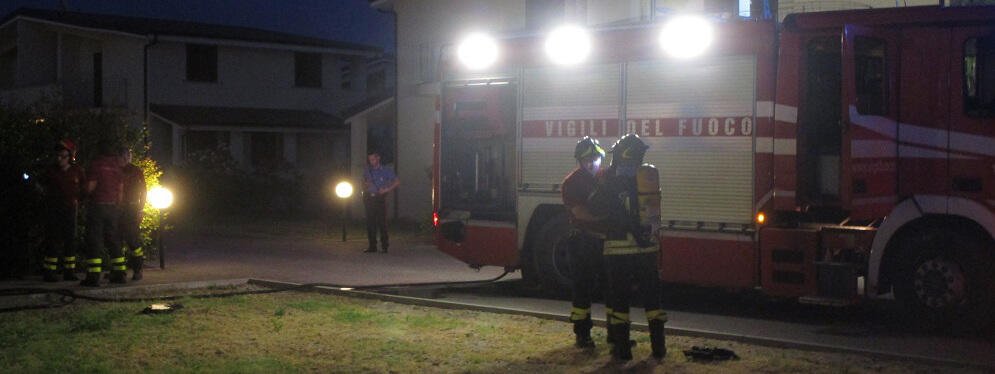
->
[0,288,980,374]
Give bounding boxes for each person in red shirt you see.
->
[40,140,85,282]
[119,150,146,280]
[80,142,126,287]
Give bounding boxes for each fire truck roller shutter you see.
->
[520,63,621,189]
[626,55,757,225]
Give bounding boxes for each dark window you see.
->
[186,44,218,82]
[965,37,995,117]
[250,132,283,172]
[340,60,353,90]
[853,36,888,116]
[93,52,102,107]
[295,52,322,88]
[526,0,565,30]
[366,70,386,95]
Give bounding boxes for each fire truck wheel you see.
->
[893,226,995,331]
[531,214,573,296]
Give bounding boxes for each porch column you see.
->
[230,130,248,170]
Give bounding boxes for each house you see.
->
[0,8,394,183]
[369,0,940,221]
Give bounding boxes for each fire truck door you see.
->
[841,25,899,220]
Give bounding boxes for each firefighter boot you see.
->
[649,319,667,359]
[109,270,128,284]
[80,272,101,287]
[42,257,59,282]
[573,318,595,348]
[610,324,633,361]
[129,256,143,281]
[62,256,79,281]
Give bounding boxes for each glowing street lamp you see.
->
[147,186,173,269]
[457,32,499,70]
[659,15,714,59]
[545,25,592,65]
[334,181,354,242]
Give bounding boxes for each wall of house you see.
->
[147,41,363,112]
[15,21,56,88]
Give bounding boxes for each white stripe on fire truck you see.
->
[523,105,619,121]
[950,131,995,157]
[756,101,774,118]
[773,104,797,124]
[754,138,796,155]
[754,189,796,211]
[851,104,995,158]
[848,105,897,138]
[900,145,978,160]
[851,140,895,158]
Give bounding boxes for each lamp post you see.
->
[147,186,173,269]
[334,181,354,242]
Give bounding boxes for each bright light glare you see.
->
[147,186,174,210]
[545,25,591,65]
[659,15,714,58]
[457,33,499,70]
[22,173,29,181]
[335,181,354,199]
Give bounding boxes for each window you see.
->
[295,52,322,88]
[965,37,995,117]
[367,70,386,95]
[340,60,353,90]
[854,36,888,115]
[186,44,217,82]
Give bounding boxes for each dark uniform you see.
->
[591,134,667,360]
[120,161,146,280]
[81,153,124,287]
[561,137,606,348]
[40,159,85,282]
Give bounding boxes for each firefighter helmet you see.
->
[574,136,605,161]
[56,139,77,163]
[609,133,648,165]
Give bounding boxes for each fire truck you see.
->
[432,5,995,327]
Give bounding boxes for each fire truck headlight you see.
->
[545,25,591,65]
[457,33,499,70]
[659,15,714,58]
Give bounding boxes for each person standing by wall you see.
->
[120,150,146,281]
[362,150,399,253]
[40,140,85,282]
[80,142,125,287]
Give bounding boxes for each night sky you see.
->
[0,0,395,52]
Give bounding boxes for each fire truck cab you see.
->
[434,5,995,328]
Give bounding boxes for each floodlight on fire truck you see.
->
[545,25,591,65]
[659,15,714,58]
[457,32,499,70]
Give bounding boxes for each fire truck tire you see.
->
[892,226,995,331]
[531,214,573,296]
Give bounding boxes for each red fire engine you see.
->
[433,5,995,327]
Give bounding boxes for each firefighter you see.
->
[590,133,667,360]
[561,136,607,348]
[39,140,85,282]
[119,149,146,281]
[80,142,125,287]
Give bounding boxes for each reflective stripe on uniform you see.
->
[131,248,143,257]
[86,258,102,272]
[570,307,591,321]
[87,258,102,264]
[63,257,76,269]
[646,309,668,323]
[608,311,630,325]
[43,257,58,270]
[111,257,126,271]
